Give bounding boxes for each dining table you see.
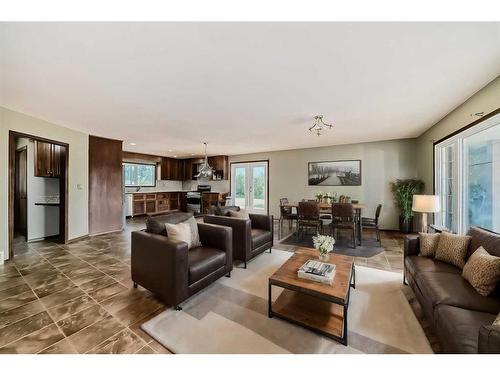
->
[279,202,368,244]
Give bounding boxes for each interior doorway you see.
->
[230,160,269,214]
[8,131,69,260]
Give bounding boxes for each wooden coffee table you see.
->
[268,247,355,345]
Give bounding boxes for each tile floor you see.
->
[0,217,409,354]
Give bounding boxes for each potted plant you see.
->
[312,234,335,261]
[390,178,425,233]
[314,191,324,202]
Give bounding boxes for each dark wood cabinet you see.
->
[34,141,62,177]
[131,192,182,215]
[161,158,185,180]
[202,192,221,214]
[160,155,228,181]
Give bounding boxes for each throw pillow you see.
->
[228,209,250,220]
[462,247,500,296]
[435,231,471,269]
[419,232,440,257]
[184,216,202,249]
[164,222,193,249]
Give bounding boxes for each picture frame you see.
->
[308,160,361,186]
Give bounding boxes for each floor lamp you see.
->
[412,195,440,233]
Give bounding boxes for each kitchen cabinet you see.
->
[131,192,182,216]
[160,155,229,181]
[161,158,184,181]
[201,192,221,214]
[34,140,62,177]
[208,156,229,180]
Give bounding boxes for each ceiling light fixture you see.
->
[195,142,214,180]
[129,142,137,146]
[309,115,333,136]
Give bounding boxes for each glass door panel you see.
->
[234,166,247,209]
[231,162,268,214]
[463,123,500,233]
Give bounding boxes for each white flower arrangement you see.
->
[312,234,335,255]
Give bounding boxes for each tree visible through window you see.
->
[123,163,156,187]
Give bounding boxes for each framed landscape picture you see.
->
[308,160,361,186]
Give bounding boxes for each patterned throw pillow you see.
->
[435,231,471,269]
[419,232,440,257]
[462,247,500,296]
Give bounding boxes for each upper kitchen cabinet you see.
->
[34,140,63,177]
[208,155,229,180]
[161,157,184,181]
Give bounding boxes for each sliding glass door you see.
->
[435,113,500,234]
[231,161,268,214]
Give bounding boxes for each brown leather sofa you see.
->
[404,226,500,353]
[131,212,233,309]
[204,207,273,268]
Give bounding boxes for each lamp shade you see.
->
[412,195,440,213]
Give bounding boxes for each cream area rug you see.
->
[141,249,432,354]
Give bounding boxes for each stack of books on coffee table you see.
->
[297,260,336,285]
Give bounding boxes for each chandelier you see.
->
[309,115,333,136]
[195,142,214,179]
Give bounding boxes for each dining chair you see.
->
[361,204,382,244]
[279,198,298,230]
[330,203,357,248]
[297,201,322,238]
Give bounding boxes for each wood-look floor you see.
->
[0,218,408,354]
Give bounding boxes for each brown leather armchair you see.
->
[204,212,273,268]
[131,213,233,310]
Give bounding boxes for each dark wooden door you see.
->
[14,148,27,236]
[88,136,123,235]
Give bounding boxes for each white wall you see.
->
[16,138,60,240]
[229,139,418,230]
[1,107,89,261]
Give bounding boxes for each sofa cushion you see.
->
[405,255,461,277]
[462,247,500,296]
[467,226,500,259]
[416,271,500,315]
[188,246,226,284]
[251,228,272,248]
[146,212,194,236]
[434,304,497,353]
[435,231,471,269]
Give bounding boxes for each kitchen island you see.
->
[125,191,227,217]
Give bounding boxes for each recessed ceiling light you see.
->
[168,149,173,152]
[129,142,137,146]
[191,153,195,156]
[173,155,177,158]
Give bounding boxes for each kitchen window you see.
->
[123,162,156,187]
[434,112,500,234]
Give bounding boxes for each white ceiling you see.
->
[1,22,499,157]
